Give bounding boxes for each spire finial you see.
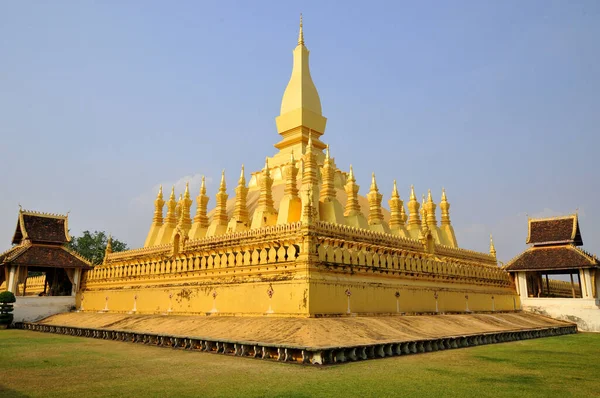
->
[490,234,497,258]
[348,165,355,180]
[325,144,330,160]
[264,157,269,171]
[427,189,433,203]
[298,13,304,46]
[219,170,226,191]
[392,180,399,196]
[290,149,295,163]
[410,185,416,201]
[170,186,176,200]
[200,176,206,195]
[307,131,313,153]
[184,182,190,198]
[370,172,378,191]
[441,187,447,202]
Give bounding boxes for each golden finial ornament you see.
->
[298,13,304,46]
[490,234,497,259]
[407,185,421,228]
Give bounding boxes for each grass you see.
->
[0,330,598,397]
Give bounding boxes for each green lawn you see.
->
[0,330,598,398]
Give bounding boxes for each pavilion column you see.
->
[7,265,18,294]
[516,272,528,301]
[71,268,81,296]
[580,269,593,299]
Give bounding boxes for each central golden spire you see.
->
[273,14,327,164]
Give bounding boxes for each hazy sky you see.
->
[1,1,598,264]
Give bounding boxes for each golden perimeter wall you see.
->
[79,222,520,316]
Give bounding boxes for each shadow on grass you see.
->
[476,375,541,386]
[0,385,29,398]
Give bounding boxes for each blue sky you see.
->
[1,1,598,263]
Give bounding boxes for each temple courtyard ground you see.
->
[0,330,598,397]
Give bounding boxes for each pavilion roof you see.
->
[526,215,582,246]
[0,243,91,269]
[504,245,598,272]
[12,209,71,245]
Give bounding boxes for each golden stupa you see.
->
[79,16,518,316]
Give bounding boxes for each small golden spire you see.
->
[490,234,497,258]
[193,176,210,229]
[325,144,330,160]
[392,180,399,198]
[264,157,270,172]
[157,185,163,199]
[219,170,226,192]
[200,175,207,195]
[427,189,433,203]
[298,13,304,46]
[290,149,295,163]
[152,185,165,225]
[344,165,361,216]
[370,172,378,191]
[389,180,405,229]
[440,188,451,226]
[306,131,313,154]
[407,185,421,228]
[367,173,384,226]
[169,186,176,201]
[239,164,246,185]
[410,185,416,201]
[184,182,190,199]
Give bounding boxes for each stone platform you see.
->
[16,312,576,365]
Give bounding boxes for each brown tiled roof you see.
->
[1,245,91,269]
[526,215,582,246]
[505,245,598,272]
[11,210,70,245]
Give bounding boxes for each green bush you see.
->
[0,313,13,325]
[0,291,16,304]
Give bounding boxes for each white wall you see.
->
[12,296,76,323]
[522,297,600,332]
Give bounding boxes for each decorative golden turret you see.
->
[388,180,405,229]
[344,166,361,216]
[144,185,165,247]
[407,185,421,232]
[153,186,165,225]
[424,189,437,227]
[228,165,250,232]
[176,182,193,236]
[320,146,336,201]
[189,176,210,240]
[284,151,299,198]
[206,171,229,236]
[175,193,183,222]
[439,189,458,247]
[366,173,389,233]
[273,15,327,166]
[154,186,178,245]
[440,188,451,225]
[194,177,209,227]
[165,187,177,226]
[251,159,278,229]
[277,151,302,224]
[300,133,320,220]
[318,145,345,224]
[301,182,317,225]
[344,165,368,229]
[103,234,112,265]
[490,234,497,259]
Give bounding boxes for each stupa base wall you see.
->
[16,312,576,365]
